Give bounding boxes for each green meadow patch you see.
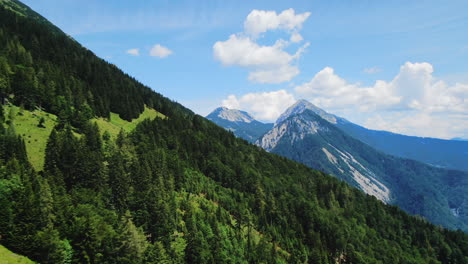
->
[4,104,163,170]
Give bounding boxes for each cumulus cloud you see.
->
[295,62,468,114]
[295,66,401,112]
[126,48,140,56]
[214,35,293,67]
[364,112,468,139]
[213,8,310,84]
[292,61,468,138]
[150,44,173,58]
[217,62,467,138]
[290,32,304,43]
[244,8,310,38]
[222,90,296,121]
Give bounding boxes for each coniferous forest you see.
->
[0,0,467,263]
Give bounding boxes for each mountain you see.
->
[275,100,468,172]
[206,107,273,142]
[1,1,468,263]
[336,120,468,172]
[257,100,468,231]
[275,99,345,125]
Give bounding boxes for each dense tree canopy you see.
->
[0,1,467,263]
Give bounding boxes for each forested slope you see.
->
[0,1,468,263]
[0,0,190,125]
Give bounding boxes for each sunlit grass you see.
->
[93,106,165,137]
[0,245,35,264]
[4,104,164,170]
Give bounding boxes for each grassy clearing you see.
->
[93,106,164,137]
[0,245,35,264]
[4,104,56,170]
[4,104,163,170]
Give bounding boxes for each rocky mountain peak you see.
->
[208,107,255,123]
[276,99,340,125]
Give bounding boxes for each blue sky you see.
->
[22,0,468,139]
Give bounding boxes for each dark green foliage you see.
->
[0,1,467,263]
[3,108,467,263]
[37,116,45,127]
[0,0,191,122]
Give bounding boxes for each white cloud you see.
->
[150,44,173,58]
[363,66,381,74]
[290,32,304,43]
[213,8,310,84]
[244,8,310,37]
[295,62,468,114]
[214,35,293,67]
[218,62,467,138]
[364,112,468,139]
[295,67,401,112]
[293,62,468,138]
[222,90,296,121]
[248,65,300,84]
[126,48,140,56]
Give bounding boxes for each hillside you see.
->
[336,121,468,171]
[3,103,164,169]
[0,1,468,264]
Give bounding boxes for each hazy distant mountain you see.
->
[336,121,468,172]
[276,100,468,172]
[206,107,273,142]
[452,137,468,142]
[256,100,468,231]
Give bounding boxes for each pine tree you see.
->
[118,211,149,264]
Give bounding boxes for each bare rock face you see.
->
[257,114,326,151]
[208,107,255,123]
[206,107,273,143]
[275,99,341,125]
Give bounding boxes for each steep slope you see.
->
[3,103,164,170]
[257,104,468,231]
[1,1,468,264]
[275,100,468,172]
[336,121,468,171]
[206,107,273,142]
[0,0,191,123]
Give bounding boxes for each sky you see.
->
[21,0,468,139]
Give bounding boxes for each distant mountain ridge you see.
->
[211,100,468,171]
[208,101,468,231]
[336,120,468,172]
[273,100,468,171]
[258,109,392,202]
[206,107,273,142]
[255,101,468,231]
[209,107,255,123]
